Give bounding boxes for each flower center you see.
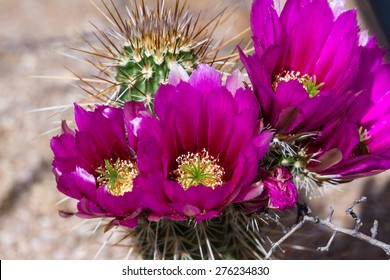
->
[273,70,324,97]
[174,149,224,190]
[96,158,139,196]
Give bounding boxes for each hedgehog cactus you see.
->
[81,0,225,113]
[115,37,201,112]
[133,209,269,260]
[63,0,272,260]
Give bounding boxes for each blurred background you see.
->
[0,0,389,259]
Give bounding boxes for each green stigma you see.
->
[299,75,324,97]
[96,158,138,196]
[356,126,371,155]
[358,126,371,142]
[175,150,224,190]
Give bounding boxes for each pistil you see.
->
[174,149,224,190]
[96,158,139,196]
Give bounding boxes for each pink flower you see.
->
[241,0,361,134]
[131,64,272,221]
[311,38,390,179]
[241,0,390,181]
[262,167,298,211]
[51,104,144,228]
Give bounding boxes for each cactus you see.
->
[122,207,270,260]
[115,41,201,112]
[79,0,229,113]
[68,1,265,260]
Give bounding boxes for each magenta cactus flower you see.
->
[240,0,362,134]
[51,104,144,228]
[262,167,298,211]
[240,167,298,212]
[47,0,390,260]
[309,37,390,179]
[130,64,273,222]
[241,0,390,186]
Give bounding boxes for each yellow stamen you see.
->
[273,70,308,90]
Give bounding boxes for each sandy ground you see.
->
[0,0,389,259]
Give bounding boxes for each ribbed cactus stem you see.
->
[133,207,268,260]
[76,1,237,110]
[116,45,198,112]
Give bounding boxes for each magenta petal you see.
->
[168,62,189,85]
[75,132,102,168]
[275,80,308,108]
[234,88,260,117]
[164,181,202,210]
[250,0,281,52]
[196,211,220,222]
[77,198,107,218]
[282,0,334,73]
[367,118,390,154]
[55,171,83,200]
[174,83,204,152]
[205,88,235,155]
[313,118,360,159]
[233,181,264,202]
[95,186,141,217]
[170,203,201,217]
[125,105,162,155]
[55,165,97,201]
[155,81,205,157]
[336,37,388,122]
[254,130,273,159]
[203,184,234,210]
[295,92,354,132]
[50,132,77,159]
[71,167,97,200]
[137,173,171,217]
[124,101,149,148]
[314,10,360,93]
[117,216,138,228]
[280,0,302,31]
[362,91,390,125]
[225,69,245,94]
[188,64,222,93]
[323,155,390,179]
[256,85,280,124]
[222,113,257,169]
[165,183,231,218]
[74,104,129,159]
[153,84,177,120]
[275,106,304,134]
[137,137,164,175]
[239,48,273,90]
[271,80,307,133]
[259,44,283,75]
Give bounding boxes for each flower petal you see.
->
[250,0,281,52]
[188,64,222,93]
